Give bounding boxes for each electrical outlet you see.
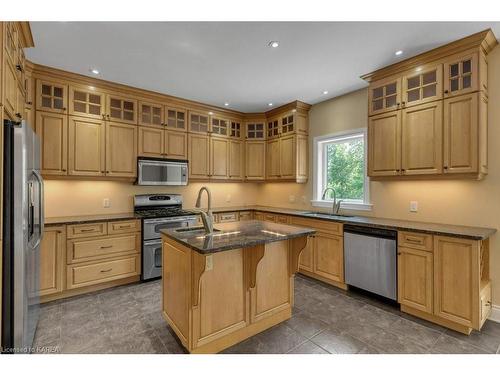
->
[289,195,296,203]
[225,194,231,203]
[205,255,213,271]
[410,201,418,212]
[103,198,110,208]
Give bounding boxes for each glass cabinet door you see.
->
[36,80,68,114]
[189,112,209,133]
[69,86,105,119]
[444,53,478,97]
[246,122,265,140]
[402,64,443,107]
[165,107,187,131]
[229,120,242,138]
[106,95,138,124]
[211,117,228,137]
[280,113,295,135]
[139,101,163,127]
[267,118,280,138]
[368,77,401,116]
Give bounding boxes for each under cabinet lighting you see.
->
[395,50,403,56]
[268,41,279,48]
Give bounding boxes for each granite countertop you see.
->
[161,220,316,254]
[44,212,139,226]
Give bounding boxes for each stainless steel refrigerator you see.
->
[2,119,44,353]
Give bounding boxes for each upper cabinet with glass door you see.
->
[106,94,137,124]
[443,52,479,98]
[69,85,106,119]
[165,106,187,132]
[368,75,401,116]
[139,101,163,127]
[245,120,266,140]
[188,111,210,134]
[401,64,443,108]
[36,79,68,114]
[229,119,243,139]
[210,116,229,137]
[267,117,280,139]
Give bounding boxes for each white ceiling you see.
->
[26,22,500,113]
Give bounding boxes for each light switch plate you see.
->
[410,201,418,212]
[103,198,110,208]
[206,255,213,271]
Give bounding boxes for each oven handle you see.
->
[144,239,162,246]
[143,216,198,225]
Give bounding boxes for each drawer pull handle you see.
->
[80,228,96,232]
[406,238,423,243]
[100,245,113,249]
[100,268,112,273]
[116,225,132,229]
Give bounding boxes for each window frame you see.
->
[312,128,372,211]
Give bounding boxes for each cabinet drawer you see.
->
[398,231,433,251]
[67,234,140,264]
[290,217,342,235]
[67,222,107,239]
[275,215,290,224]
[217,212,238,223]
[262,213,276,222]
[239,211,253,221]
[67,255,140,289]
[480,282,492,327]
[107,219,140,234]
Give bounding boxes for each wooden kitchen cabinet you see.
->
[245,121,266,140]
[401,64,442,108]
[210,137,229,179]
[40,226,66,297]
[245,141,266,180]
[401,101,443,175]
[138,125,164,158]
[165,106,187,131]
[397,246,433,314]
[189,111,209,134]
[139,100,163,127]
[105,121,137,178]
[443,52,479,97]
[298,236,314,273]
[36,111,68,176]
[368,110,401,176]
[36,79,67,114]
[368,75,401,116]
[188,133,210,179]
[68,85,106,119]
[3,58,18,118]
[211,116,229,137]
[313,232,344,284]
[228,140,244,180]
[266,138,280,179]
[106,94,137,124]
[68,116,106,177]
[279,135,296,179]
[165,130,188,159]
[266,117,280,139]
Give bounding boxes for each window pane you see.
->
[324,136,364,201]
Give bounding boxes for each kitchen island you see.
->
[160,220,315,354]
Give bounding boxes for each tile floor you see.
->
[33,275,500,354]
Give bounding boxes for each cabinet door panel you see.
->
[188,134,210,179]
[69,86,106,119]
[40,226,66,297]
[266,139,280,179]
[434,236,480,328]
[280,135,296,179]
[36,111,68,175]
[298,236,314,273]
[4,59,18,118]
[368,111,401,176]
[106,122,137,177]
[398,247,433,313]
[36,79,68,114]
[138,126,164,158]
[245,141,265,180]
[106,95,137,124]
[444,52,478,97]
[313,233,344,283]
[443,93,478,174]
[139,101,163,127]
[68,116,105,176]
[401,101,443,175]
[165,130,188,160]
[228,140,244,180]
[368,76,401,116]
[402,64,442,107]
[210,138,229,179]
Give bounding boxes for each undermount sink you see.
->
[301,212,354,218]
[175,227,221,234]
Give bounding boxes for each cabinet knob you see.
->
[444,90,449,94]
[27,101,33,105]
[16,64,22,72]
[397,252,402,255]
[15,113,22,118]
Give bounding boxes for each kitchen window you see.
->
[312,129,372,211]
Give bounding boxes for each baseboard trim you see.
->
[488,304,500,323]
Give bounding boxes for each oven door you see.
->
[143,239,163,280]
[143,216,198,241]
[137,159,188,186]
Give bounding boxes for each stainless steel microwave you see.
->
[137,158,188,186]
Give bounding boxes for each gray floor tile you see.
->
[367,329,428,354]
[287,340,329,354]
[254,323,308,354]
[430,334,490,354]
[285,312,328,338]
[112,329,168,354]
[334,318,387,343]
[350,304,400,330]
[479,320,500,338]
[443,328,500,353]
[386,317,442,348]
[311,328,371,354]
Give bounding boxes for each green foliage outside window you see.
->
[324,137,364,201]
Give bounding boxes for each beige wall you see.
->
[258,46,500,306]
[44,180,259,217]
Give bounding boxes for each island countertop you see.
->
[160,220,316,254]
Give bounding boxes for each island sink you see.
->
[160,220,315,353]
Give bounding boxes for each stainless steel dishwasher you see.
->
[344,224,397,301]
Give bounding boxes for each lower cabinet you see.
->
[40,219,141,302]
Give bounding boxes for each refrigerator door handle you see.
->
[32,170,44,246]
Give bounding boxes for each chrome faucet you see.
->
[322,187,343,215]
[195,186,214,234]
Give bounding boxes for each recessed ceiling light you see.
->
[90,68,100,75]
[395,50,403,56]
[224,102,229,106]
[268,41,279,48]
[268,103,273,107]
[323,90,329,95]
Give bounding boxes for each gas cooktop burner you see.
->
[134,207,197,219]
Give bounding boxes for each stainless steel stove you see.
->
[134,194,198,280]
